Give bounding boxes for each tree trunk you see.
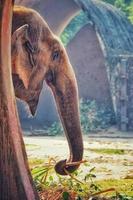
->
[0,1,39,199]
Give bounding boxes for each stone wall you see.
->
[67,24,112,105]
[114,56,133,131]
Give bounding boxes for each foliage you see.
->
[60,11,88,46]
[104,0,133,23]
[95,179,133,197]
[31,160,101,198]
[112,194,133,200]
[89,148,125,155]
[126,4,133,23]
[46,99,115,135]
[30,158,133,199]
[47,122,63,136]
[80,99,115,133]
[60,0,133,48]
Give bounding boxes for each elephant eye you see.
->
[52,51,60,61]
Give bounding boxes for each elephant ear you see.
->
[12,24,37,89]
[12,24,35,53]
[12,24,29,40]
[12,25,42,115]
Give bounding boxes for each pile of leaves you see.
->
[39,189,115,200]
[30,158,132,200]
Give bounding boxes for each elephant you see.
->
[11,6,83,175]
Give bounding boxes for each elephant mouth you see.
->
[27,97,38,116]
[26,89,42,116]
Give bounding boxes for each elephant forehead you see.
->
[37,43,51,62]
[39,41,50,52]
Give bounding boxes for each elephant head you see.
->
[11,6,83,175]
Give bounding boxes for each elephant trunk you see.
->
[50,70,83,175]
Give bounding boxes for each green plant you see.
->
[89,148,125,155]
[60,0,133,51]
[126,4,133,23]
[31,158,133,199]
[31,160,99,197]
[80,99,115,133]
[104,0,133,23]
[47,99,115,135]
[112,194,133,200]
[60,11,89,46]
[47,122,63,136]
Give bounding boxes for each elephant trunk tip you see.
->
[54,159,81,176]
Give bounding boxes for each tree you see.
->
[0,0,39,199]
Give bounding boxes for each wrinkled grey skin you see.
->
[11,6,83,175]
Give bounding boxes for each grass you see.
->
[25,144,40,147]
[88,148,130,155]
[95,179,133,197]
[28,158,44,168]
[25,143,41,150]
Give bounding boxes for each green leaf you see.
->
[32,167,45,174]
[90,174,96,178]
[90,183,101,192]
[33,170,46,180]
[62,192,70,200]
[49,175,54,181]
[89,167,95,173]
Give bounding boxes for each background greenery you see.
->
[60,11,89,46]
[104,0,133,23]
[47,99,116,135]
